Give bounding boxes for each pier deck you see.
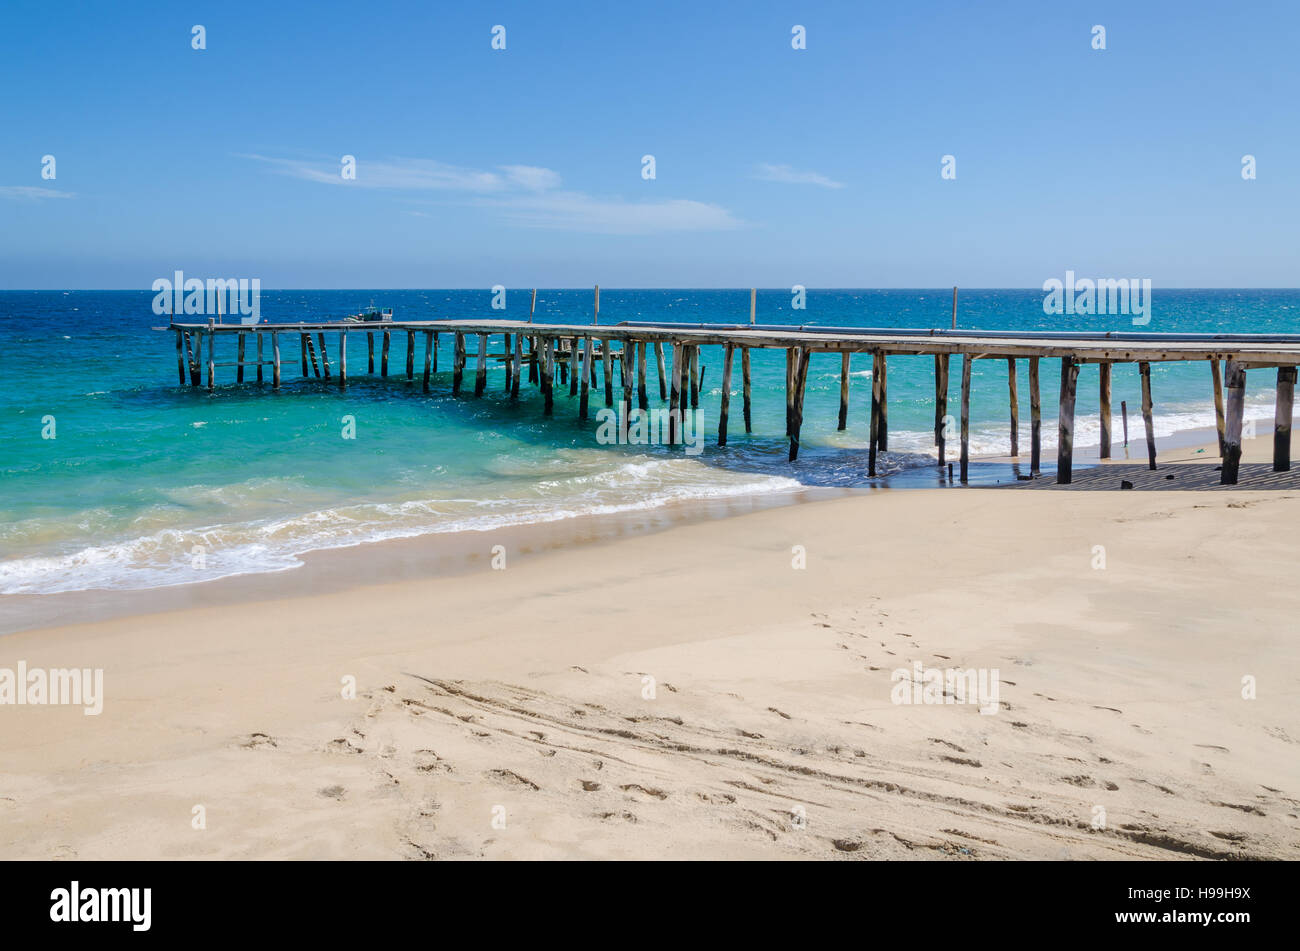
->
[165,317,1300,487]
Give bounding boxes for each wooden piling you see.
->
[271,332,281,389]
[452,332,464,395]
[406,331,415,380]
[719,344,734,446]
[175,330,186,384]
[503,333,512,391]
[423,330,433,393]
[623,340,636,415]
[579,336,591,419]
[1098,361,1112,459]
[256,332,264,384]
[187,332,201,385]
[602,340,613,407]
[207,327,215,391]
[542,338,554,415]
[789,347,811,462]
[960,353,973,484]
[934,353,949,466]
[368,333,375,373]
[1210,358,1226,457]
[1057,356,1080,485]
[1221,359,1246,485]
[877,354,888,451]
[667,342,680,444]
[637,341,648,410]
[785,349,795,436]
[1007,357,1019,457]
[339,330,347,388]
[654,342,667,400]
[689,345,700,409]
[381,331,390,378]
[742,348,752,433]
[317,333,331,380]
[570,336,580,396]
[299,333,308,377]
[237,332,246,383]
[511,333,522,398]
[838,352,851,430]
[869,351,882,477]
[475,333,488,396]
[1274,366,1295,472]
[528,335,538,384]
[1029,356,1041,476]
[1139,361,1157,471]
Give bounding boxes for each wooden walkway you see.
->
[165,317,1300,488]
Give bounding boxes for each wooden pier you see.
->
[167,317,1300,487]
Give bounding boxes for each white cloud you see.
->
[241,153,740,233]
[0,186,75,200]
[753,163,845,189]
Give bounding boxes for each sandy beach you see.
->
[2,429,1298,862]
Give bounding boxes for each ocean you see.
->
[2,288,1296,596]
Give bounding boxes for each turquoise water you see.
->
[2,289,1296,594]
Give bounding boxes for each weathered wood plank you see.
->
[1139,361,1157,470]
[1210,358,1226,457]
[1221,359,1246,484]
[1098,361,1112,459]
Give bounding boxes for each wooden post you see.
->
[237,332,246,383]
[528,335,538,383]
[1139,362,1157,471]
[951,287,958,329]
[299,333,308,376]
[869,351,882,477]
[579,336,591,419]
[785,349,795,436]
[719,345,734,446]
[511,332,522,398]
[256,332,264,384]
[452,332,464,395]
[1008,357,1019,457]
[654,342,667,400]
[1029,356,1041,477]
[306,335,320,377]
[406,331,415,380]
[368,332,375,373]
[558,341,568,387]
[838,352,851,430]
[1210,358,1226,457]
[623,340,636,415]
[432,333,439,373]
[271,332,281,389]
[1057,356,1080,485]
[935,353,949,465]
[317,332,331,380]
[207,325,215,391]
[1221,359,1246,485]
[741,348,752,433]
[423,330,433,393]
[542,338,554,415]
[594,284,600,324]
[339,330,347,388]
[1274,366,1295,472]
[874,354,889,450]
[175,330,186,384]
[1098,362,1112,459]
[688,345,700,409]
[529,288,537,323]
[187,332,200,385]
[637,341,648,410]
[789,347,810,462]
[960,353,973,483]
[602,339,614,407]
[503,333,512,390]
[381,331,390,378]
[750,288,756,324]
[475,333,488,396]
[667,342,680,444]
[569,336,580,396]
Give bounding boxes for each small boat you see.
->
[344,301,394,323]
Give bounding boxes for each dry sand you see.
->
[2,433,1299,860]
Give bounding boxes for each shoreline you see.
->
[3,414,1290,637]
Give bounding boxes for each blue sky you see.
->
[1,0,1296,288]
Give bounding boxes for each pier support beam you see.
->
[175,330,186,385]
[570,337,580,396]
[1210,359,1227,457]
[960,353,973,484]
[271,332,281,389]
[423,330,433,393]
[1221,360,1246,484]
[1008,357,1019,457]
[1057,356,1079,484]
[719,344,734,446]
[1139,361,1157,470]
[475,333,488,396]
[317,333,330,380]
[381,331,390,378]
[511,333,522,398]
[934,353,949,466]
[406,331,415,380]
[306,335,320,378]
[299,333,308,377]
[256,332,264,384]
[339,330,347,388]
[785,349,795,436]
[654,342,667,400]
[667,342,680,444]
[579,337,591,419]
[1098,361,1112,459]
[207,327,215,391]
[637,342,648,410]
[236,333,246,383]
[602,340,614,407]
[741,348,752,433]
[689,345,700,409]
[1274,366,1295,472]
[451,333,464,394]
[187,332,200,385]
[838,352,851,430]
[789,347,810,462]
[622,341,636,417]
[543,338,555,415]
[368,333,375,373]
[877,353,888,451]
[1029,356,1042,476]
[869,351,883,477]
